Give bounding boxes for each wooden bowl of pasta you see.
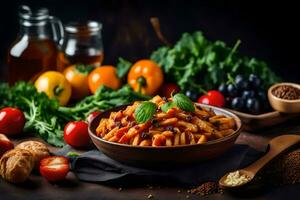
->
[89,96,242,166]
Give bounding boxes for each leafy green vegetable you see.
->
[134,101,157,124]
[0,82,149,147]
[116,57,132,79]
[173,93,195,112]
[59,85,149,121]
[151,31,281,93]
[161,101,175,113]
[0,82,66,146]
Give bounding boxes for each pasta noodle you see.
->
[96,95,237,147]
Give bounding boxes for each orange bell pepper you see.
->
[127,59,163,95]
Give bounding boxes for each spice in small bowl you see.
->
[268,83,300,113]
[272,85,300,100]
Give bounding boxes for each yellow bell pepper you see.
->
[35,71,72,106]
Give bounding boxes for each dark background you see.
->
[0,0,299,82]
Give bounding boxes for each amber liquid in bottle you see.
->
[57,21,104,71]
[57,51,104,71]
[8,37,58,84]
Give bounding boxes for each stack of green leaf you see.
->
[150,31,280,93]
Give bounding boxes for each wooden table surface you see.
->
[1,118,300,200]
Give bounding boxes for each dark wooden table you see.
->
[1,118,300,200]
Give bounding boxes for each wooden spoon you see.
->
[219,134,300,189]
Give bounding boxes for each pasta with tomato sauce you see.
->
[96,95,236,147]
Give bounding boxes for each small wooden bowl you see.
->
[268,82,300,113]
[88,104,242,166]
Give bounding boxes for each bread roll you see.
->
[0,149,34,183]
[15,141,50,167]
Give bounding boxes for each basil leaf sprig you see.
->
[134,101,157,124]
[161,93,195,113]
[161,101,175,113]
[173,93,195,112]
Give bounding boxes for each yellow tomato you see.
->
[35,71,72,106]
[127,59,163,95]
[64,65,92,100]
[88,66,121,94]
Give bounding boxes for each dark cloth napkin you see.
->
[57,144,266,186]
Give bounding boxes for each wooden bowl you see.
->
[88,104,242,166]
[268,82,300,113]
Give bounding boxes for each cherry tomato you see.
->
[0,107,26,136]
[87,111,101,123]
[197,90,225,107]
[40,156,69,182]
[197,95,210,105]
[64,121,90,148]
[160,83,181,98]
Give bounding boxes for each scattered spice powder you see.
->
[259,148,300,185]
[188,182,222,196]
[272,85,300,100]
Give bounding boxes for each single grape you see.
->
[242,90,255,100]
[249,74,262,88]
[231,97,244,111]
[227,84,238,97]
[218,83,227,96]
[185,90,199,102]
[235,75,249,90]
[246,98,261,114]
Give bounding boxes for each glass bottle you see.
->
[7,5,63,84]
[57,21,104,71]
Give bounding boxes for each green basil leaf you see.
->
[134,101,157,124]
[173,93,195,112]
[161,102,175,113]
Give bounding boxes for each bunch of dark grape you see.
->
[218,74,270,114]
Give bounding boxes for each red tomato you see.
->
[197,95,211,105]
[40,156,69,182]
[87,111,101,123]
[0,133,14,157]
[160,83,181,98]
[197,90,225,107]
[0,107,26,136]
[64,121,90,148]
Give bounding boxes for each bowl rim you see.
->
[88,103,242,149]
[268,82,300,103]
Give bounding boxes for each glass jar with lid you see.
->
[7,5,63,84]
[58,21,104,71]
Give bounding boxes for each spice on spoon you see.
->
[272,85,300,100]
[223,170,251,186]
